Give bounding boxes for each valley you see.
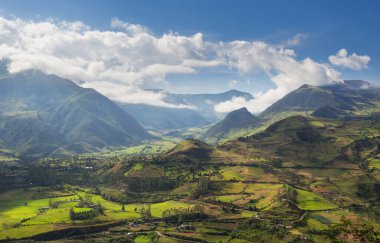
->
[1,112,379,242]
[0,3,379,242]
[0,71,379,242]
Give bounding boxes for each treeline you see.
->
[162,204,207,223]
[125,177,179,192]
[69,207,99,220]
[69,194,105,220]
[231,218,288,242]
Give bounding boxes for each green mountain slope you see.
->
[161,139,247,164]
[261,80,380,119]
[311,105,347,119]
[0,71,152,158]
[201,107,260,145]
[220,115,380,168]
[261,84,355,117]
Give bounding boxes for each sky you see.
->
[0,0,379,113]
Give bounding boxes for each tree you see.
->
[122,205,125,212]
[326,216,379,243]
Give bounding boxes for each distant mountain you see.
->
[165,89,253,121]
[261,84,355,117]
[117,103,209,130]
[201,107,260,144]
[118,89,253,130]
[260,80,380,119]
[0,71,152,158]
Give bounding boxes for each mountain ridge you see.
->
[0,71,152,158]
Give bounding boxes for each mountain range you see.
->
[1,68,379,160]
[200,80,380,145]
[117,89,253,130]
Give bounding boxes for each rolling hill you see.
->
[220,115,380,168]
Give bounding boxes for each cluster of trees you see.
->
[125,177,178,192]
[28,166,61,186]
[231,218,288,241]
[325,216,379,243]
[282,185,298,204]
[48,199,59,208]
[140,205,151,218]
[357,182,380,203]
[162,204,207,223]
[69,207,99,220]
[189,176,209,198]
[69,194,105,220]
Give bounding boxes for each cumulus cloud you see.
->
[329,49,370,70]
[215,41,341,113]
[214,96,249,113]
[0,17,367,112]
[0,17,215,108]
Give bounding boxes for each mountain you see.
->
[160,138,246,164]
[201,107,260,144]
[0,71,152,158]
[311,105,347,119]
[261,80,380,118]
[219,115,380,168]
[261,84,355,117]
[118,89,254,130]
[164,89,253,122]
[117,103,209,130]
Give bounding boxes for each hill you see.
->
[0,71,152,158]
[201,107,260,144]
[220,115,380,168]
[161,139,246,164]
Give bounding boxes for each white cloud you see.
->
[215,41,341,113]
[283,33,307,47]
[228,79,238,88]
[329,49,370,70]
[214,96,249,113]
[0,17,217,108]
[0,17,367,112]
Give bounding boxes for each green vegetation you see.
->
[294,188,337,211]
[1,112,379,242]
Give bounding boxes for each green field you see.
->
[369,158,380,169]
[294,188,337,211]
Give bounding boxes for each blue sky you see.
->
[0,0,379,111]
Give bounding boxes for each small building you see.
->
[177,224,195,231]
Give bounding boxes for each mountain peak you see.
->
[225,107,251,119]
[201,107,259,144]
[342,80,371,88]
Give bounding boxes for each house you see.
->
[177,224,195,231]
